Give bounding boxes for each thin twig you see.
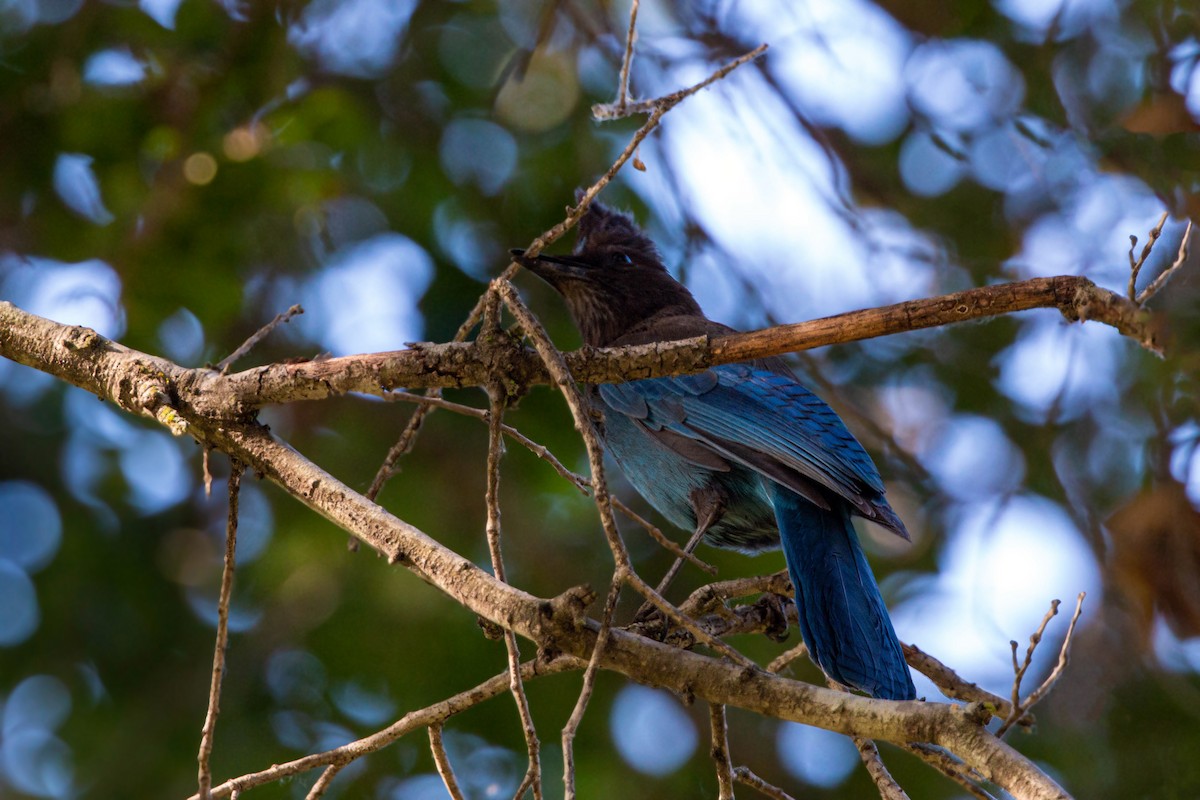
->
[615,0,640,110]
[303,764,344,800]
[855,738,909,800]
[1127,212,1169,300]
[767,642,809,674]
[652,523,709,597]
[216,305,304,373]
[197,461,244,800]
[365,400,435,502]
[710,704,736,800]
[562,573,623,800]
[429,724,467,800]
[732,766,797,800]
[1000,599,1061,736]
[613,497,716,573]
[1137,219,1193,305]
[483,376,543,800]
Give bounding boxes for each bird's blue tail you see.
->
[769,485,915,700]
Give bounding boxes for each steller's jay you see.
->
[513,201,915,701]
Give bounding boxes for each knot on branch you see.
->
[132,369,189,436]
[548,584,597,629]
[959,700,994,726]
[474,326,540,401]
[61,325,100,351]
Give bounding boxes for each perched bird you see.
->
[513,201,915,700]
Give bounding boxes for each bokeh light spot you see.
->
[183,152,218,185]
[610,685,697,776]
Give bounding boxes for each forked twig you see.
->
[1137,219,1193,305]
[593,44,769,120]
[997,593,1086,737]
[1127,212,1168,301]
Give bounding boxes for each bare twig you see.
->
[483,379,543,800]
[1000,599,1061,736]
[429,724,466,800]
[563,573,623,800]
[303,764,344,800]
[216,305,303,373]
[197,461,244,800]
[214,274,1172,411]
[1137,219,1193,305]
[614,497,716,573]
[732,766,797,800]
[710,704,736,799]
[997,594,1086,737]
[767,642,809,674]
[652,523,710,597]
[856,738,909,800]
[615,0,640,110]
[1000,593,1087,736]
[365,401,434,502]
[1127,212,1169,300]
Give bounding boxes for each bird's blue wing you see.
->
[599,363,905,537]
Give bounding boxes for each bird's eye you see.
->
[613,253,634,267]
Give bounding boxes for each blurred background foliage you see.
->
[1,0,1199,798]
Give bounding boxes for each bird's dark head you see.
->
[513,201,702,347]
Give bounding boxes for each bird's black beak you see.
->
[510,248,591,282]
